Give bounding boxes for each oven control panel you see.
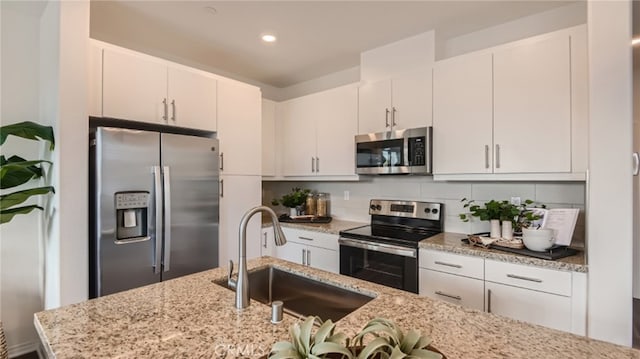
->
[369,199,442,220]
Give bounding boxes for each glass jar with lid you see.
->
[305,193,316,216]
[316,193,329,217]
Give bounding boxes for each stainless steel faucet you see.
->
[227,206,286,309]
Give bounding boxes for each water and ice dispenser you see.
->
[115,191,150,242]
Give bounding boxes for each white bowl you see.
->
[522,228,556,252]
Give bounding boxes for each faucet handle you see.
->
[227,260,237,289]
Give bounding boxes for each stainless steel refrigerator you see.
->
[89,126,219,298]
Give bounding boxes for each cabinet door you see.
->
[391,68,433,129]
[219,175,262,266]
[280,96,317,176]
[358,79,392,134]
[306,246,339,274]
[315,85,358,176]
[433,52,493,174]
[217,80,262,175]
[261,227,275,257]
[486,281,571,332]
[419,268,484,311]
[493,34,571,173]
[103,48,167,124]
[262,99,277,177]
[167,65,217,131]
[274,241,306,266]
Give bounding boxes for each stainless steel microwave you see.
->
[355,127,432,175]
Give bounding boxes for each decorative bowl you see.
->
[522,228,555,252]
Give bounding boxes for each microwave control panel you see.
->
[408,137,426,166]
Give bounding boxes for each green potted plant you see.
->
[459,199,519,239]
[267,316,444,359]
[0,121,55,224]
[272,187,311,217]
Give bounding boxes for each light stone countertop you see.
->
[420,232,587,273]
[262,216,367,235]
[35,257,634,358]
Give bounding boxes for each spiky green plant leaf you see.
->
[0,121,55,150]
[0,186,54,210]
[0,205,42,224]
[357,337,392,359]
[311,342,354,358]
[0,159,51,189]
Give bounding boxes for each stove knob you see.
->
[431,208,439,214]
[370,204,377,211]
[375,204,382,211]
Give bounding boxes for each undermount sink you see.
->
[215,266,375,322]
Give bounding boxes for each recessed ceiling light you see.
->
[633,37,640,46]
[261,34,277,43]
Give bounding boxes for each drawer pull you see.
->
[435,291,462,301]
[487,289,492,313]
[507,274,543,283]
[434,261,462,269]
[298,236,314,241]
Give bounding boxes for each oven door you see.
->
[339,238,418,293]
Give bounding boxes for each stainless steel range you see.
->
[338,199,443,293]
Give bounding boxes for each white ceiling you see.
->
[90,1,575,88]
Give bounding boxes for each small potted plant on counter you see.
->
[459,199,520,239]
[267,316,444,359]
[271,187,312,217]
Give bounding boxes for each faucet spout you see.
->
[230,206,287,309]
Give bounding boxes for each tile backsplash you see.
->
[262,177,586,248]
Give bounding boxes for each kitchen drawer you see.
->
[485,259,571,296]
[282,228,339,251]
[419,268,484,311]
[419,249,484,279]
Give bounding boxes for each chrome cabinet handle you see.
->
[633,152,639,176]
[495,144,501,169]
[506,273,543,283]
[487,289,492,313]
[162,166,171,272]
[385,108,390,127]
[298,236,314,241]
[435,291,462,301]
[220,179,224,198]
[302,249,307,265]
[162,98,168,122]
[152,166,163,274]
[311,157,315,172]
[220,153,224,171]
[485,145,490,169]
[170,99,176,122]
[316,157,319,173]
[434,261,462,269]
[391,107,397,126]
[306,249,311,266]
[263,232,267,248]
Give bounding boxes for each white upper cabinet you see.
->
[103,47,168,124]
[433,52,493,175]
[261,99,277,177]
[167,65,217,131]
[358,67,432,134]
[280,84,358,177]
[96,41,217,131]
[217,80,262,176]
[493,34,571,173]
[432,26,586,179]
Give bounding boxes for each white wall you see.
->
[0,3,47,356]
[263,179,586,247]
[587,0,634,346]
[439,2,586,60]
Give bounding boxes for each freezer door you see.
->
[161,133,219,280]
[94,128,161,297]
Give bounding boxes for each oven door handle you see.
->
[339,238,417,258]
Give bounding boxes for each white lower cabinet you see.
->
[419,249,586,335]
[273,228,339,273]
[419,268,484,311]
[485,281,571,333]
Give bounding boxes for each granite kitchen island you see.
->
[35,257,639,358]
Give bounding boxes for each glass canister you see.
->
[316,193,329,217]
[305,193,316,216]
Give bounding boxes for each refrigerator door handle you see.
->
[153,166,163,274]
[162,166,172,272]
